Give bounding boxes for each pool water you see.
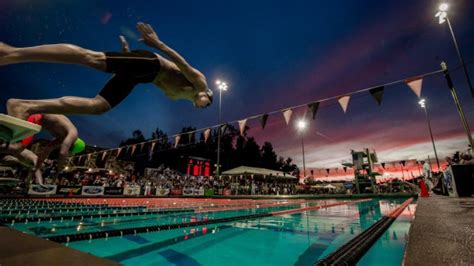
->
[5,198,415,265]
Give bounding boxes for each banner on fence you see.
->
[170,188,183,196]
[81,186,105,196]
[28,185,57,195]
[194,188,205,196]
[183,187,194,196]
[57,186,82,196]
[123,186,141,196]
[156,188,170,196]
[204,189,214,196]
[104,187,124,195]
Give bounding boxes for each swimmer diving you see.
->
[2,22,214,120]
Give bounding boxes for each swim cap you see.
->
[27,114,43,125]
[70,138,86,155]
[21,114,43,146]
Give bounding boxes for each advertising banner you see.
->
[104,187,124,195]
[123,186,141,196]
[170,188,183,196]
[183,187,194,196]
[204,189,214,196]
[194,188,205,196]
[156,188,170,196]
[28,185,57,195]
[57,186,82,196]
[81,186,105,196]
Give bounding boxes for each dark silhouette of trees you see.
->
[117,125,299,176]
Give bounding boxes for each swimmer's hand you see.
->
[120,35,130,53]
[137,22,162,48]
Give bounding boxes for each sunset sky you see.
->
[1,0,473,179]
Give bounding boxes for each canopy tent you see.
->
[222,166,296,179]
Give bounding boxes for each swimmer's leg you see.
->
[0,42,106,71]
[7,95,111,120]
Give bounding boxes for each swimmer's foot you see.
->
[0,42,16,65]
[6,99,30,120]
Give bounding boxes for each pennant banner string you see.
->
[69,68,444,159]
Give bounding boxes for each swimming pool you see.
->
[2,198,415,265]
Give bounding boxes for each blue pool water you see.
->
[6,198,415,265]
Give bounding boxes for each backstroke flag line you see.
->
[369,86,384,106]
[283,109,293,125]
[338,96,351,113]
[406,77,423,98]
[238,119,248,136]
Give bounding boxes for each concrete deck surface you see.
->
[405,195,474,266]
[0,226,118,266]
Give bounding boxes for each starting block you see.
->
[0,114,41,143]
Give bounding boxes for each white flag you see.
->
[406,77,423,98]
[283,109,293,125]
[238,119,248,136]
[338,96,351,113]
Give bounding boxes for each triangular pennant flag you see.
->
[381,162,386,169]
[175,135,181,148]
[405,77,423,98]
[131,145,137,156]
[343,166,347,172]
[101,151,107,161]
[150,142,156,152]
[139,143,145,152]
[117,148,122,157]
[400,160,406,167]
[259,114,269,129]
[220,124,228,135]
[307,102,320,120]
[238,119,248,136]
[188,132,194,144]
[204,129,211,143]
[338,96,351,113]
[282,109,293,125]
[369,86,384,106]
[87,153,92,161]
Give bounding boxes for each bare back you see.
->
[152,54,197,100]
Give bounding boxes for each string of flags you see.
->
[69,68,443,162]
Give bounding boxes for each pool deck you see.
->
[0,226,118,266]
[404,194,474,265]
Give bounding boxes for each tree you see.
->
[261,142,278,169]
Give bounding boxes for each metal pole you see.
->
[301,137,306,178]
[216,89,223,177]
[422,105,441,170]
[441,62,474,149]
[446,16,474,97]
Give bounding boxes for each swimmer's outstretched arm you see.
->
[136,22,207,90]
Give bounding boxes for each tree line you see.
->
[115,124,299,176]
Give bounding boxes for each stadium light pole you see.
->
[436,3,474,97]
[296,119,307,179]
[418,99,441,171]
[215,80,228,178]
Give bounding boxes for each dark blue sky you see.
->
[1,0,474,173]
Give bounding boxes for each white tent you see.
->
[222,166,296,179]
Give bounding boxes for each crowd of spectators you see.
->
[38,164,298,196]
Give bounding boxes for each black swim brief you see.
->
[99,49,161,108]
